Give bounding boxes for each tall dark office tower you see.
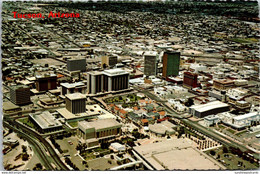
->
[144,52,157,76]
[67,58,86,72]
[10,85,31,105]
[162,51,180,78]
[65,93,86,114]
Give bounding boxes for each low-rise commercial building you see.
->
[61,82,87,96]
[148,120,176,137]
[77,119,122,147]
[29,111,63,133]
[101,55,117,68]
[204,115,220,127]
[213,79,234,91]
[218,111,260,130]
[189,101,230,118]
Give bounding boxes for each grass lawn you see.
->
[68,121,78,128]
[218,124,226,129]
[235,130,248,137]
[18,117,37,130]
[104,94,141,104]
[226,128,236,134]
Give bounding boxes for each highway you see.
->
[4,117,70,170]
[3,121,55,170]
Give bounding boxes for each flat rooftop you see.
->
[30,111,62,129]
[213,79,234,84]
[234,112,259,121]
[65,93,86,100]
[61,82,86,88]
[57,104,102,120]
[10,85,29,90]
[190,101,229,113]
[3,101,20,111]
[148,120,176,135]
[36,74,57,79]
[144,51,157,57]
[133,139,225,170]
[204,115,219,121]
[67,58,86,61]
[103,68,129,76]
[78,118,122,131]
[87,71,103,76]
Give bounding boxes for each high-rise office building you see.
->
[183,72,199,89]
[162,51,180,78]
[144,52,157,76]
[10,85,31,105]
[103,69,129,92]
[101,56,117,68]
[87,71,104,94]
[65,93,86,114]
[67,58,86,72]
[35,74,57,92]
[87,69,129,94]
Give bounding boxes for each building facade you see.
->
[87,69,130,94]
[87,71,104,94]
[101,55,117,68]
[183,72,198,89]
[10,85,31,105]
[189,101,230,118]
[162,51,180,78]
[103,69,129,92]
[67,58,86,72]
[77,119,122,147]
[144,52,157,76]
[213,79,234,91]
[35,74,57,92]
[65,93,86,114]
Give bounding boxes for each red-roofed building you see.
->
[119,109,128,118]
[141,119,149,126]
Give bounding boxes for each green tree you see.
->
[22,145,27,153]
[22,153,29,161]
[223,146,228,153]
[210,150,216,156]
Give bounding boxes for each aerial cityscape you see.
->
[1,0,259,171]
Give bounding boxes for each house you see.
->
[119,109,128,119]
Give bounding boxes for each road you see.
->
[3,121,55,170]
